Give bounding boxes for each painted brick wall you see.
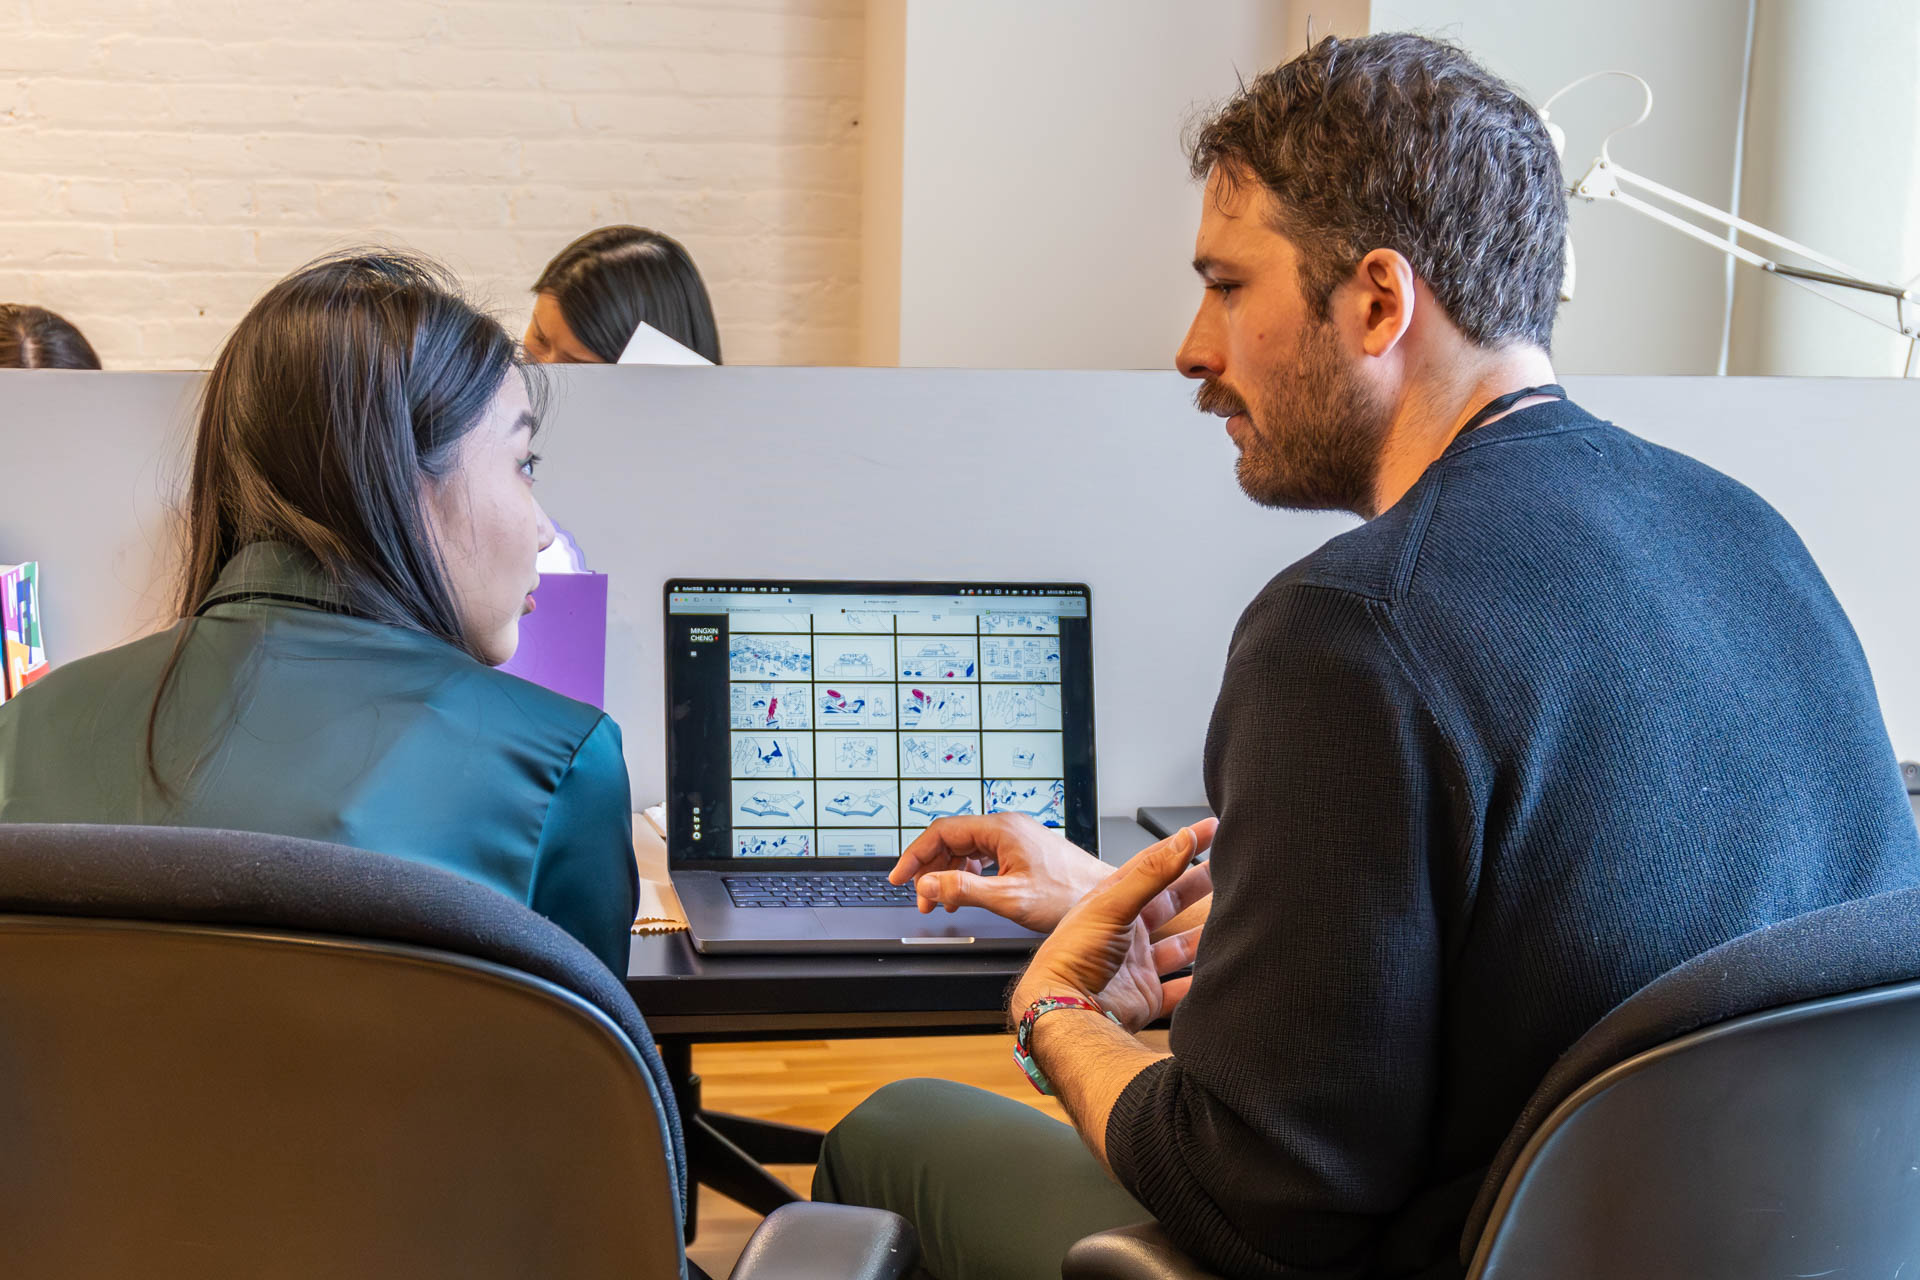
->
[0,0,864,370]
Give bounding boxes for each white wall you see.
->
[0,0,866,370]
[877,0,1310,370]
[1727,0,1920,378]
[1370,0,1754,376]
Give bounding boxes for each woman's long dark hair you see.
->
[148,251,531,789]
[533,226,722,364]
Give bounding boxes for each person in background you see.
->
[525,226,722,364]
[0,304,102,369]
[0,252,638,974]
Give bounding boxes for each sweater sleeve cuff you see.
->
[1105,1054,1178,1198]
[1105,1056,1293,1280]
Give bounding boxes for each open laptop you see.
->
[663,578,1097,954]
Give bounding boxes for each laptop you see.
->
[663,578,1097,954]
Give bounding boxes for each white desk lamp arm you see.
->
[1543,70,1920,374]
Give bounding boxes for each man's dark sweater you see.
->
[1105,399,1920,1278]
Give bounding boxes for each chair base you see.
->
[662,1040,816,1242]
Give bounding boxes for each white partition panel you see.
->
[3,368,1916,813]
[526,367,1355,812]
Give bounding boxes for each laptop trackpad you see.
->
[829,906,1029,944]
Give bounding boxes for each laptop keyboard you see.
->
[724,873,920,909]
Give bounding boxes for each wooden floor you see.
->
[684,1031,1166,1277]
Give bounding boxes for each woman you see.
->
[525,226,722,364]
[0,304,102,368]
[0,253,637,973]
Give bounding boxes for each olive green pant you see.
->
[812,1078,1152,1280]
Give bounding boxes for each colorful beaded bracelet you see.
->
[1012,994,1120,1095]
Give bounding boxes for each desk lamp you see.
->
[1541,69,1919,378]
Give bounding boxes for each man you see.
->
[814,33,1920,1280]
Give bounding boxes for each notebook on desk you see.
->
[662,578,1097,955]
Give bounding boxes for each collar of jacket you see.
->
[196,541,349,615]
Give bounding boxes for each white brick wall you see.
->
[0,0,865,370]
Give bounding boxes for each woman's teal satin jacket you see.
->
[0,543,637,973]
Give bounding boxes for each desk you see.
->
[626,816,1162,1241]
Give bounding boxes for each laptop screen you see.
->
[664,579,1096,868]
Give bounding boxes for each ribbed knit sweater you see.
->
[1105,399,1920,1278]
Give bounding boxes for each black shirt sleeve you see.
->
[1105,581,1459,1278]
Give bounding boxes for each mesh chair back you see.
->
[0,824,687,1280]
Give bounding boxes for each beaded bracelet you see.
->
[1012,994,1120,1095]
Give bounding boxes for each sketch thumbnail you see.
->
[906,783,979,822]
[814,733,884,777]
[982,685,1062,730]
[742,790,807,818]
[981,612,1059,635]
[899,685,978,730]
[824,789,890,818]
[901,609,978,635]
[733,786,810,826]
[819,609,894,633]
[816,635,895,680]
[729,634,812,680]
[816,829,900,859]
[897,637,978,680]
[987,779,1066,827]
[902,733,980,777]
[981,636,1060,682]
[818,782,899,826]
[815,684,894,729]
[730,733,812,778]
[982,732,1062,776]
[730,682,813,730]
[734,830,812,858]
[733,611,811,633]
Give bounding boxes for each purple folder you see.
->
[499,572,608,709]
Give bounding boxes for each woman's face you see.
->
[523,293,604,364]
[422,376,556,665]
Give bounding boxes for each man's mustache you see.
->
[1195,379,1247,418]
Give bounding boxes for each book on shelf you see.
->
[0,562,50,701]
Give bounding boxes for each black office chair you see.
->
[0,824,917,1280]
[1065,882,1920,1279]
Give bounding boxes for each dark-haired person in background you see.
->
[0,252,638,975]
[525,225,721,364]
[0,304,102,369]
[813,33,1920,1280]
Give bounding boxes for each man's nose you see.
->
[1176,313,1223,380]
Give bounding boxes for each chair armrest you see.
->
[1062,1222,1227,1280]
[726,1202,920,1280]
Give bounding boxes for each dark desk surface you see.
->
[626,816,1163,1039]
[626,933,1024,1038]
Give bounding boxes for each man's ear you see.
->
[1351,248,1417,359]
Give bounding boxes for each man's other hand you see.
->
[1011,821,1218,1032]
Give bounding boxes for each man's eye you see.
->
[1208,282,1239,298]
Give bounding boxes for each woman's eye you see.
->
[519,452,542,480]
[1209,282,1239,299]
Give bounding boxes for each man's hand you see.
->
[893,813,1216,938]
[1011,821,1217,1032]
[890,813,1113,933]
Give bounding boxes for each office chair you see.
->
[1064,882,1920,1280]
[0,824,917,1280]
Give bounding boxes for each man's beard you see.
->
[1197,320,1393,517]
